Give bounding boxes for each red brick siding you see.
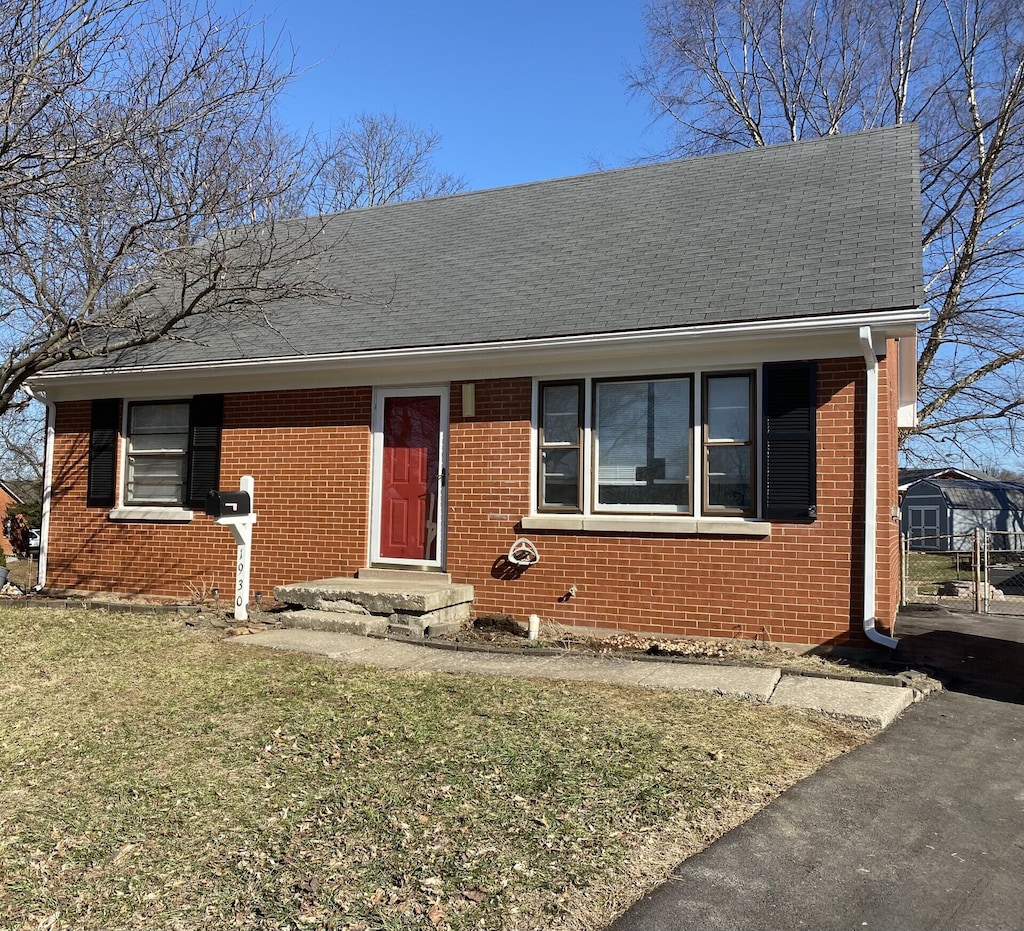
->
[46,358,895,647]
[447,362,882,649]
[46,388,372,601]
[0,487,22,555]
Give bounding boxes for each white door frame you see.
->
[369,385,449,569]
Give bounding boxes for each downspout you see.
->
[21,384,55,591]
[859,327,899,648]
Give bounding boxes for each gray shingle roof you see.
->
[899,467,995,487]
[918,479,1024,511]
[60,124,924,371]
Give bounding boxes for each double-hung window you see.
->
[703,374,754,514]
[87,394,224,512]
[125,402,191,505]
[538,381,584,510]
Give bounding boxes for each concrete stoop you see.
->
[274,569,474,639]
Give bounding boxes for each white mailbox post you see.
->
[210,475,257,621]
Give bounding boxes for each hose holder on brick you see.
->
[508,537,539,567]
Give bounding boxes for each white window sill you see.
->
[108,507,194,523]
[520,514,771,536]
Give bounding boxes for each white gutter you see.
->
[859,326,899,648]
[21,384,55,590]
[29,307,929,389]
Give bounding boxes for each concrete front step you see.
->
[358,567,453,584]
[274,575,473,639]
[276,609,390,637]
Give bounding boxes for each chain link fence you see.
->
[902,530,1024,615]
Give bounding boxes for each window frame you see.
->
[124,400,192,507]
[537,379,585,513]
[535,370,763,520]
[590,374,694,515]
[701,371,756,517]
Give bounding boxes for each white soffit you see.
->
[30,308,928,402]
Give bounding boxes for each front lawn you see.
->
[0,606,866,930]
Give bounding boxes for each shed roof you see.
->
[50,124,924,373]
[898,467,994,489]
[912,479,1024,511]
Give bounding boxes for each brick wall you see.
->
[1,488,20,556]
[45,356,897,648]
[46,388,372,602]
[447,360,895,650]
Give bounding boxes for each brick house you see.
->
[0,480,25,556]
[29,126,926,651]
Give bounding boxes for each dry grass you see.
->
[5,559,37,591]
[0,606,869,931]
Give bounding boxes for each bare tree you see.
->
[630,0,1024,460]
[305,111,466,212]
[0,398,42,482]
[0,0,328,415]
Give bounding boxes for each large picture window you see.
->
[536,371,769,519]
[595,377,691,511]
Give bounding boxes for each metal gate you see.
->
[902,530,1024,615]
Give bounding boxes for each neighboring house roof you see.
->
[909,479,1024,511]
[46,124,924,376]
[898,467,994,490]
[0,479,24,505]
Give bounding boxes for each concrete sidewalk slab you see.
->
[638,663,781,702]
[240,631,780,701]
[240,628,371,659]
[770,675,914,729]
[235,628,916,728]
[520,655,661,688]
[413,649,562,677]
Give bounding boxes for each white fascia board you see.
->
[29,307,929,402]
[897,334,919,428]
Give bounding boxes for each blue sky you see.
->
[231,0,669,191]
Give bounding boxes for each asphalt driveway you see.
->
[894,605,1024,703]
[609,689,1024,930]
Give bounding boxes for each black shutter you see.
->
[186,395,224,508]
[762,362,817,520]
[87,399,120,507]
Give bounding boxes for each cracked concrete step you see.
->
[274,576,475,638]
[276,577,473,614]
[279,609,389,637]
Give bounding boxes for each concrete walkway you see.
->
[235,628,921,729]
[610,689,1024,930]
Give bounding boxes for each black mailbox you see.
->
[205,490,251,518]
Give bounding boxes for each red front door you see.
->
[380,394,442,561]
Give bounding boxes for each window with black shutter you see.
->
[186,395,224,508]
[87,399,120,507]
[762,362,817,520]
[87,395,223,509]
